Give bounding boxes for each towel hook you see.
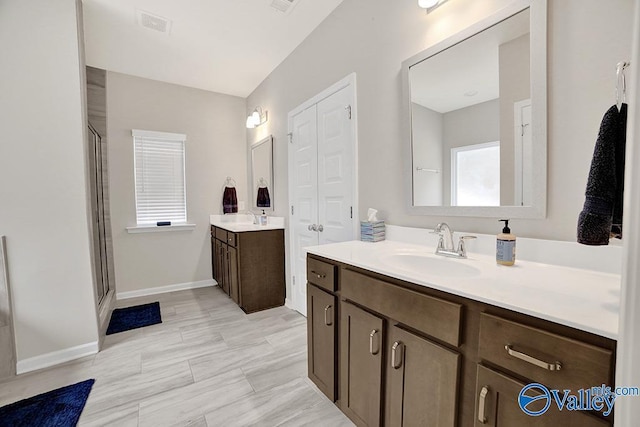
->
[224,176,236,188]
[616,61,630,111]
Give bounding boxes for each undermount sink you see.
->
[382,252,481,278]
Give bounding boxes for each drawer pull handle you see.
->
[505,344,562,371]
[324,305,332,326]
[369,330,379,355]
[478,386,489,424]
[310,270,326,279]
[391,341,404,369]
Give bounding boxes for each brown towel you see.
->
[223,186,238,214]
[257,187,270,208]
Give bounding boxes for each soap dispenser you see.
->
[497,219,516,266]
[259,209,268,226]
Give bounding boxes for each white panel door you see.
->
[291,105,319,315]
[317,86,354,245]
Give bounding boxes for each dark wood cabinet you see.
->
[211,226,285,313]
[340,301,384,427]
[307,283,336,401]
[474,365,609,427]
[385,325,460,427]
[306,253,616,427]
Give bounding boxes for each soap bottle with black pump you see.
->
[496,219,516,266]
[259,209,268,226]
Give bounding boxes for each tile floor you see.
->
[0,286,353,426]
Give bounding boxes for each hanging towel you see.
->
[256,186,271,208]
[223,186,238,214]
[577,103,627,245]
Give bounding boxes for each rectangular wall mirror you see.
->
[402,0,547,218]
[250,135,274,212]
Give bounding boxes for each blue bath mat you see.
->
[106,301,162,335]
[0,379,95,427]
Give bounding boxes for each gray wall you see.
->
[106,72,247,294]
[411,103,443,206]
[442,99,500,205]
[499,33,531,205]
[0,0,99,362]
[247,0,634,243]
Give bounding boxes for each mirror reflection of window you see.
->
[409,8,530,208]
[451,142,500,206]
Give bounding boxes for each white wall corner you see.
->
[16,341,99,375]
[116,279,216,300]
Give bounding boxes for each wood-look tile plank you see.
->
[188,341,275,383]
[138,369,253,427]
[276,399,354,427]
[203,378,323,426]
[242,347,307,392]
[82,361,193,416]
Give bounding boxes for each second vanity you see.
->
[305,230,620,426]
[210,214,285,313]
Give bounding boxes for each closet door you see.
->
[291,105,319,315]
[317,86,354,245]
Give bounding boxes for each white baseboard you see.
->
[285,298,294,309]
[116,279,216,300]
[17,341,99,374]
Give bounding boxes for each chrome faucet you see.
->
[246,211,258,224]
[431,222,476,258]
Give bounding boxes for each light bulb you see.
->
[251,111,261,124]
[246,116,256,129]
[418,0,439,9]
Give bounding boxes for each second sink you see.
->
[382,252,481,278]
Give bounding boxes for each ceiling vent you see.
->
[270,0,299,15]
[136,9,172,35]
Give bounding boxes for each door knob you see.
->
[308,224,318,231]
[317,224,324,232]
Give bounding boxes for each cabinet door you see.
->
[307,283,336,401]
[340,301,384,426]
[213,239,222,285]
[211,236,216,280]
[228,245,239,304]
[221,244,230,296]
[386,326,460,427]
[475,365,610,427]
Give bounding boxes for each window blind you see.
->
[133,130,187,225]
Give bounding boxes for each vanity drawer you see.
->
[341,269,462,347]
[227,232,237,247]
[215,227,227,242]
[307,258,336,292]
[478,313,613,392]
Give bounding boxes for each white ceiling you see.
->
[82,0,345,98]
[410,9,530,114]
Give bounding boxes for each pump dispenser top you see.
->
[496,219,516,266]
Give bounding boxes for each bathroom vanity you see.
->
[210,215,285,313]
[306,238,619,426]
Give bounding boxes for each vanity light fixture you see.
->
[246,106,268,129]
[418,0,449,12]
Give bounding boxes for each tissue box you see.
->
[360,220,385,242]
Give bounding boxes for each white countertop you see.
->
[210,214,285,232]
[306,239,620,339]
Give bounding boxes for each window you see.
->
[451,141,500,207]
[132,129,187,226]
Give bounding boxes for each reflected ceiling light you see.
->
[418,0,449,12]
[246,106,268,129]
